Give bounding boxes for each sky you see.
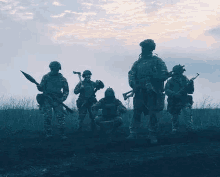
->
[0,0,220,109]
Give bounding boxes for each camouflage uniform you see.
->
[37,61,69,138]
[127,39,169,143]
[74,70,101,131]
[165,65,194,132]
[92,88,127,136]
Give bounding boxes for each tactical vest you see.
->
[44,73,65,94]
[136,56,158,80]
[102,99,118,117]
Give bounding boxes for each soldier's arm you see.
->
[154,58,169,81]
[37,75,48,92]
[62,78,69,102]
[128,61,138,89]
[165,80,176,97]
[117,100,127,114]
[74,82,82,95]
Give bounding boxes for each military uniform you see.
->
[37,61,69,139]
[74,70,103,131]
[92,88,127,140]
[127,39,169,143]
[165,65,194,132]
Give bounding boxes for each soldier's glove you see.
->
[96,80,104,90]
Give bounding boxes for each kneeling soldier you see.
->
[92,87,127,141]
[165,64,195,133]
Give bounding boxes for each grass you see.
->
[0,95,220,135]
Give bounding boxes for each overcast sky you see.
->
[0,0,220,109]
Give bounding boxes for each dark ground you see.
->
[1,124,220,177]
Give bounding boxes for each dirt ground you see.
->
[1,125,220,177]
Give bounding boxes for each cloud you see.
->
[52,1,65,6]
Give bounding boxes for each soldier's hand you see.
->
[37,85,42,91]
[80,84,84,89]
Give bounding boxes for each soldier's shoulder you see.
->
[182,75,189,80]
[42,72,50,80]
[152,55,165,63]
[59,73,67,81]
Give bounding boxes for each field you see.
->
[1,97,220,177]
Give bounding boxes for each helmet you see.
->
[105,87,115,97]
[139,39,156,51]
[49,61,61,70]
[82,70,92,78]
[172,64,186,74]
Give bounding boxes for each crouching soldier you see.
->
[37,61,69,139]
[92,87,127,141]
[165,64,195,133]
[74,70,104,132]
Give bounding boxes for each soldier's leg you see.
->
[182,103,194,132]
[53,103,66,139]
[168,102,181,133]
[148,110,159,144]
[171,114,179,132]
[77,106,88,131]
[127,108,143,139]
[41,100,53,138]
[88,106,97,132]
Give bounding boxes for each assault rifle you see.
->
[123,70,174,100]
[177,73,199,95]
[20,71,74,114]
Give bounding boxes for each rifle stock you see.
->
[177,73,199,95]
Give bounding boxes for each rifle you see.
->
[123,70,174,100]
[20,70,74,114]
[177,73,199,95]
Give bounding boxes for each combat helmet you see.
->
[139,39,156,51]
[82,70,92,78]
[172,64,186,74]
[105,87,115,98]
[49,61,61,70]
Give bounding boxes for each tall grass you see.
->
[0,96,219,135]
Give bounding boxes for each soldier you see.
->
[127,39,169,144]
[165,64,194,133]
[92,87,127,141]
[74,70,104,132]
[37,61,69,139]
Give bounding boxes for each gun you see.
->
[20,70,74,114]
[177,73,199,95]
[123,70,174,100]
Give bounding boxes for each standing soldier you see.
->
[127,39,169,144]
[165,65,195,133]
[92,87,127,141]
[74,70,104,132]
[37,61,69,139]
